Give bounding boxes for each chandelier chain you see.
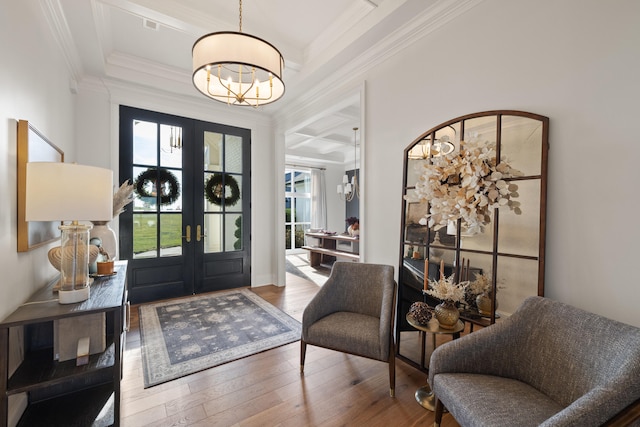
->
[239,0,243,33]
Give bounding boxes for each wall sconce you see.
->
[337,127,360,201]
[25,162,113,304]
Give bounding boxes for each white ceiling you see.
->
[48,0,480,167]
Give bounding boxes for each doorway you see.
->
[119,106,251,304]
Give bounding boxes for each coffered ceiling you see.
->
[45,0,481,166]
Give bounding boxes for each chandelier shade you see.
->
[192,31,285,107]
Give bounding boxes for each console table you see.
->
[0,260,128,427]
[302,232,359,267]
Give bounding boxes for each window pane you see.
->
[133,120,157,166]
[133,213,157,258]
[160,124,182,168]
[160,214,182,257]
[285,197,291,221]
[285,171,292,192]
[285,225,292,250]
[294,224,307,249]
[225,214,242,251]
[204,213,222,253]
[295,198,310,222]
[293,171,311,193]
[225,135,242,173]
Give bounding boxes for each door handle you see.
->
[182,225,191,243]
[197,225,207,242]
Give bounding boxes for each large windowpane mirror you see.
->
[397,110,548,371]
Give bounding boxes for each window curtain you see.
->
[310,169,327,230]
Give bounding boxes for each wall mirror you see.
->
[396,110,548,371]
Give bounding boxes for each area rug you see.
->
[139,289,301,388]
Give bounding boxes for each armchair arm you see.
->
[428,308,530,387]
[540,380,640,427]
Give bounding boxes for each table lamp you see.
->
[25,162,113,304]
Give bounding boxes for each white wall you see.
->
[0,1,77,319]
[0,2,79,423]
[360,0,640,326]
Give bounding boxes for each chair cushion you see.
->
[433,373,564,427]
[305,311,383,360]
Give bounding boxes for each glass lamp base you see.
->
[59,286,90,304]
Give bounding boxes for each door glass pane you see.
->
[204,132,223,172]
[133,166,157,211]
[225,135,242,173]
[204,213,222,253]
[226,174,242,210]
[160,125,183,168]
[204,172,241,211]
[159,169,183,212]
[204,172,222,213]
[133,120,157,166]
[133,213,157,259]
[160,213,182,257]
[225,213,242,251]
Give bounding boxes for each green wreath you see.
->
[205,173,240,206]
[135,168,181,206]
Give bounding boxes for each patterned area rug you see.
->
[139,289,301,388]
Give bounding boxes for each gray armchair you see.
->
[300,262,397,397]
[429,296,640,427]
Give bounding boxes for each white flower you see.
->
[113,180,135,218]
[424,274,468,304]
[408,139,522,234]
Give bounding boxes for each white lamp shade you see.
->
[25,162,113,222]
[192,31,285,106]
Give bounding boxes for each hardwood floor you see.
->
[121,273,461,426]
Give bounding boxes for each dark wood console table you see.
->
[0,260,128,426]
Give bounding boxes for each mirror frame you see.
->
[396,110,549,371]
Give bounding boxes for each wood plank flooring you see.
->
[121,273,461,427]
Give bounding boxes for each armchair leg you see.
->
[388,344,396,398]
[434,398,444,427]
[300,339,307,374]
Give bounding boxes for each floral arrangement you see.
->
[411,139,523,235]
[425,274,468,304]
[113,180,135,218]
[467,272,493,296]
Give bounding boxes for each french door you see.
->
[119,106,251,304]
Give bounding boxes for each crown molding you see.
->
[39,0,84,82]
[275,0,484,123]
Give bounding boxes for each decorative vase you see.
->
[90,221,118,261]
[434,301,460,329]
[476,292,495,316]
[428,231,444,261]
